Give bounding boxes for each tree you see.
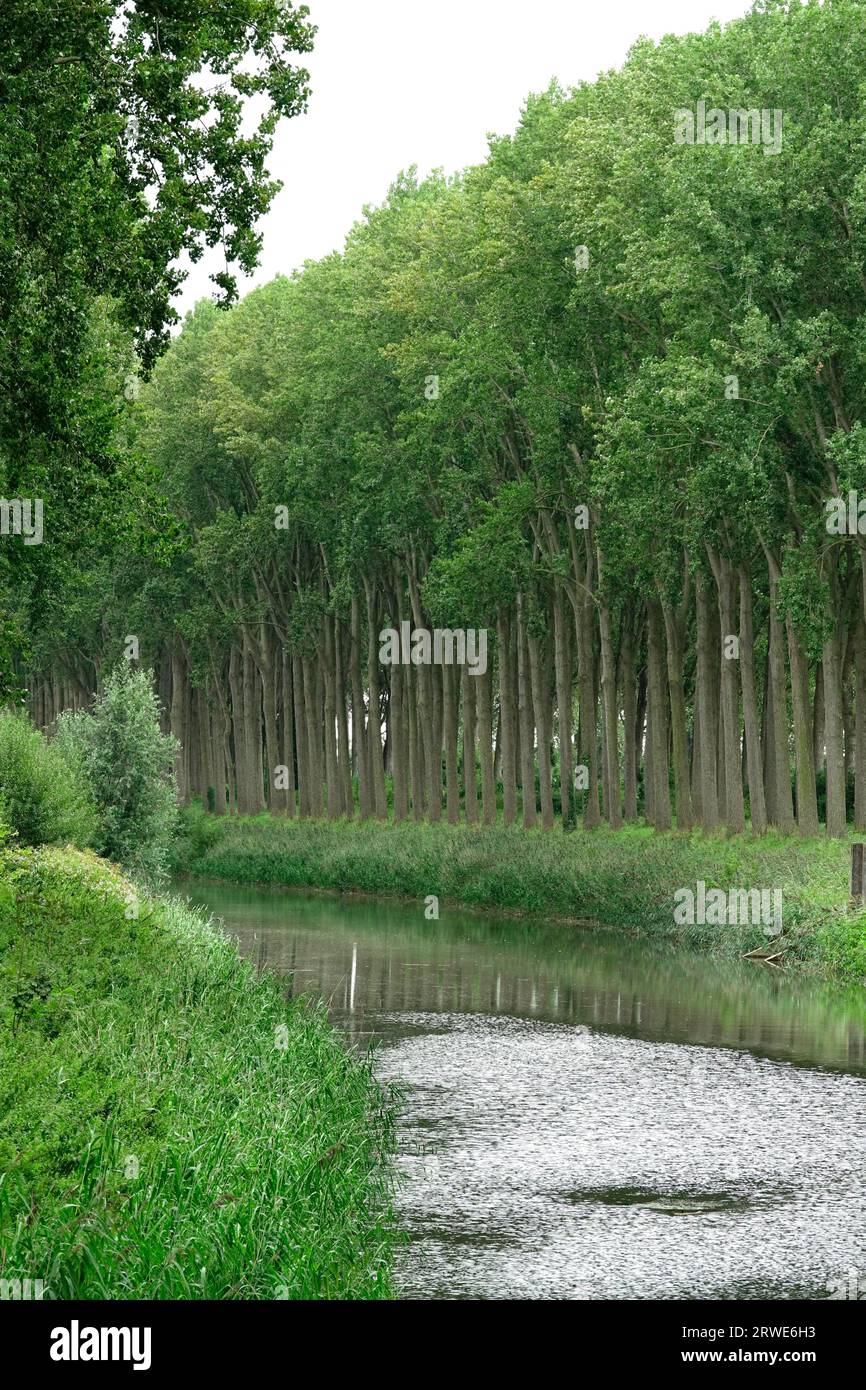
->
[1,0,315,693]
[56,663,179,882]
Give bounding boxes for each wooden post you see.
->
[851,843,865,902]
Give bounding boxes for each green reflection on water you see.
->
[179,879,866,1073]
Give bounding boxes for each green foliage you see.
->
[185,813,866,985]
[169,799,227,874]
[1,0,315,693]
[815,908,866,985]
[0,845,397,1298]
[70,1,866,683]
[18,0,866,847]
[55,665,178,883]
[0,711,96,848]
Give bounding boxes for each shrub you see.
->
[169,798,226,874]
[55,664,179,883]
[0,711,96,848]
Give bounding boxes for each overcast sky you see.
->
[173,0,753,320]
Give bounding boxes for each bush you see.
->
[55,664,179,883]
[169,798,226,874]
[0,711,96,848]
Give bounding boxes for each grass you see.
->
[0,844,398,1299]
[177,809,866,985]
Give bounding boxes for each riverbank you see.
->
[177,813,866,985]
[0,844,398,1299]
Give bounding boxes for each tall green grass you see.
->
[180,812,866,984]
[0,845,398,1299]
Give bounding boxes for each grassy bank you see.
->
[179,812,866,985]
[0,844,397,1299]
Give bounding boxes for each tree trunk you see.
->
[476,661,496,824]
[552,587,573,827]
[302,652,323,817]
[646,599,671,829]
[842,633,854,794]
[738,563,767,835]
[292,651,309,816]
[707,547,744,833]
[856,616,866,831]
[261,632,280,814]
[813,662,825,779]
[228,645,249,813]
[787,618,819,835]
[635,664,648,818]
[279,650,296,816]
[497,612,518,825]
[694,575,719,830]
[765,566,795,832]
[574,594,600,828]
[597,571,622,829]
[516,595,537,828]
[660,586,692,831]
[407,663,424,820]
[443,662,460,824]
[349,596,370,819]
[364,583,387,818]
[207,677,228,816]
[462,664,478,824]
[407,569,441,823]
[620,605,639,822]
[335,622,353,818]
[247,643,266,813]
[823,617,847,838]
[527,617,554,829]
[322,616,341,819]
[390,585,409,823]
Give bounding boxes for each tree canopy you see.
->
[17,0,866,839]
[0,0,315,693]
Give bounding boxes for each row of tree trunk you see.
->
[29,545,866,837]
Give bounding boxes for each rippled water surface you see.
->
[182,880,866,1301]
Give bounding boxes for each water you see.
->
[181,879,866,1301]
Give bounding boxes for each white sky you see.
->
[173,0,753,320]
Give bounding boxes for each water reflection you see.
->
[181,880,866,1300]
[183,880,866,1070]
